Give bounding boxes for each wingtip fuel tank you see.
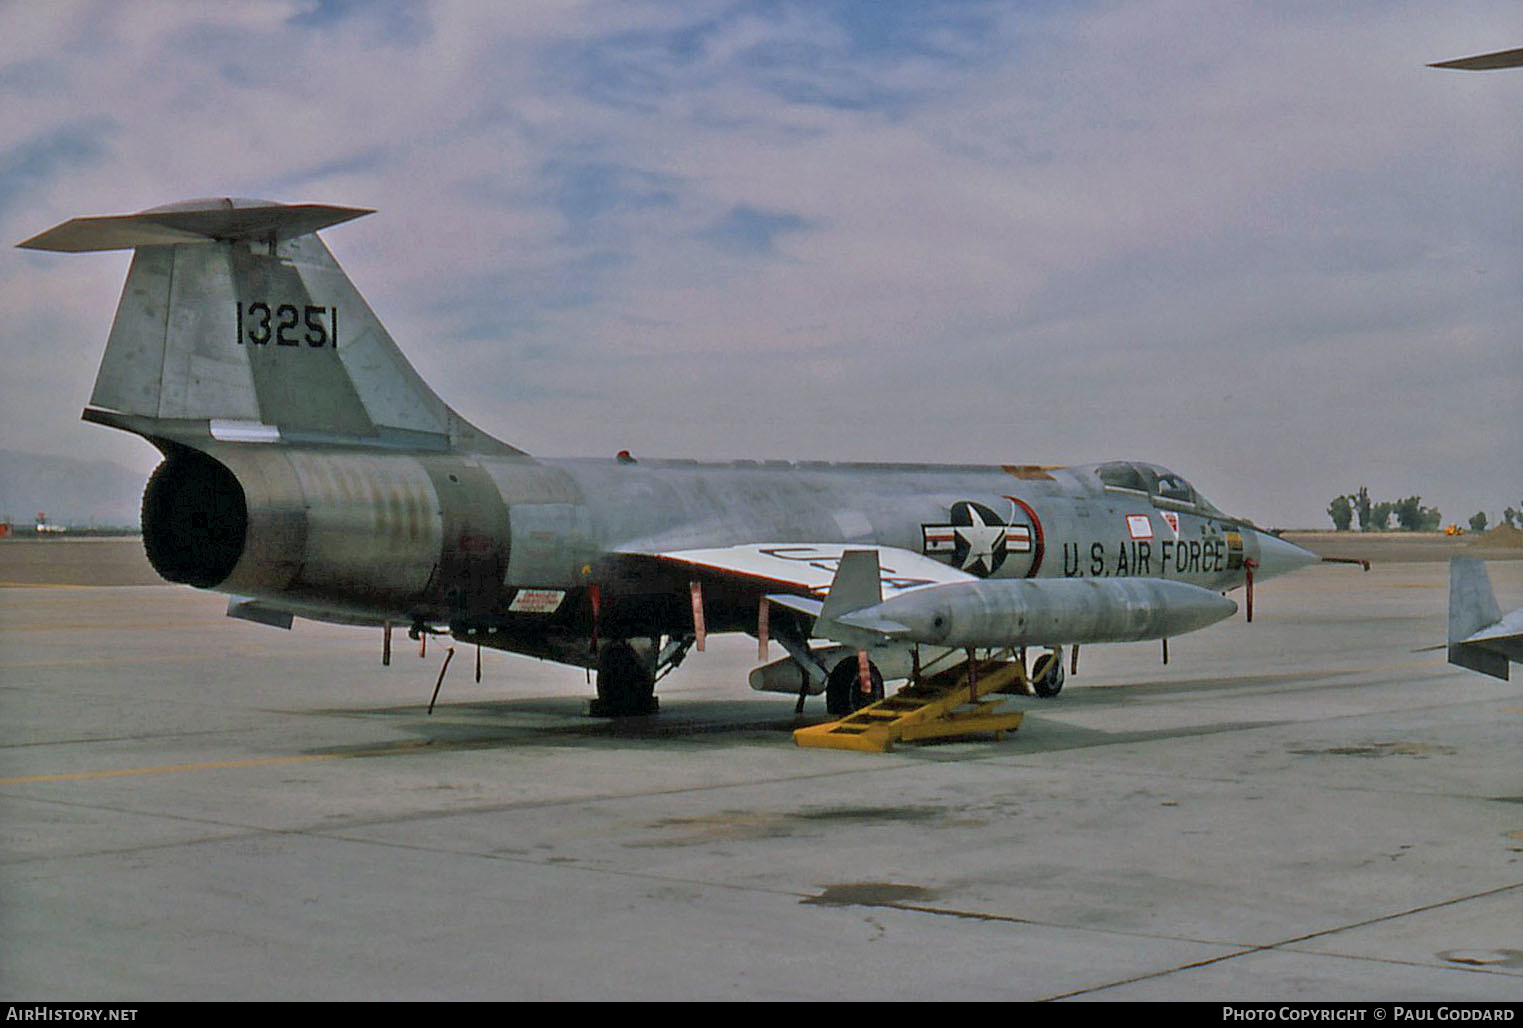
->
[835,577,1238,649]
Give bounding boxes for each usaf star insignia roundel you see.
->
[921,501,1031,577]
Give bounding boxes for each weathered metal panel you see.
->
[281,450,443,603]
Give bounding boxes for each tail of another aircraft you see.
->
[19,198,517,456]
[1448,557,1516,680]
[1450,557,1503,645]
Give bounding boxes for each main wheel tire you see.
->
[825,655,884,716]
[593,640,657,717]
[1030,649,1065,698]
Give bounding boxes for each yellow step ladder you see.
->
[793,657,1027,753]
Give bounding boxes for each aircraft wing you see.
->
[646,543,978,601]
[606,544,978,653]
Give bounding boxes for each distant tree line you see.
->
[1326,486,1438,532]
[1327,487,1522,532]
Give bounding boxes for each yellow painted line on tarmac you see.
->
[3,624,223,634]
[0,582,92,589]
[0,582,174,591]
[0,653,256,670]
[0,749,432,785]
[5,627,253,639]
[0,742,439,786]
[0,753,345,785]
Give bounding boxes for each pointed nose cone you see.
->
[1253,532,1320,581]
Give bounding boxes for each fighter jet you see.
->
[19,199,1319,716]
[1446,558,1523,681]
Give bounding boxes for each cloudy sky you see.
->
[2,0,1519,528]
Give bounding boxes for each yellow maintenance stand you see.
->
[793,655,1028,753]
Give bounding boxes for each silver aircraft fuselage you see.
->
[127,423,1310,668]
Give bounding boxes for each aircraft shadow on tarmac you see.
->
[298,679,1316,758]
[306,696,817,755]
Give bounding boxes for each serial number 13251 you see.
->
[236,302,338,348]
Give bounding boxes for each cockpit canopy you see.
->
[1095,461,1224,516]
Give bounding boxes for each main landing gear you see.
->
[590,639,657,718]
[1028,647,1065,698]
[589,635,694,718]
[824,654,884,717]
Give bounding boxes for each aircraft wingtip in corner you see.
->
[1428,47,1523,71]
[22,198,1321,730]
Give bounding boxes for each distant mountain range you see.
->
[0,449,149,529]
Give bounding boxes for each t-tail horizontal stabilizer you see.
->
[17,200,373,252]
[1447,557,1523,681]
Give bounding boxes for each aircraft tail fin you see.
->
[1450,557,1503,643]
[19,198,520,456]
[1448,557,1509,680]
